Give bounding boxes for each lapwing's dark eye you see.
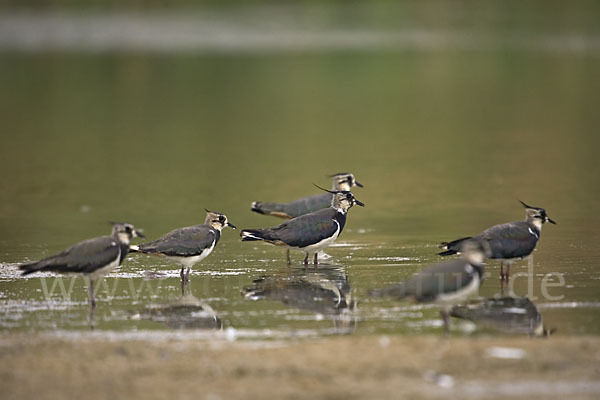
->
[125,226,131,233]
[219,216,225,223]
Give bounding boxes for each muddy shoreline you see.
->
[2,334,599,400]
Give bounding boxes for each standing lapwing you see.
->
[131,210,236,285]
[241,188,364,265]
[439,201,556,281]
[251,173,363,219]
[19,222,144,308]
[370,239,489,335]
[251,173,363,264]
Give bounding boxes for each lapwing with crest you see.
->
[131,209,236,285]
[19,222,144,308]
[241,186,364,265]
[439,201,556,280]
[370,239,489,335]
[250,173,363,219]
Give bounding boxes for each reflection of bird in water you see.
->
[451,297,554,337]
[137,294,222,330]
[242,265,356,333]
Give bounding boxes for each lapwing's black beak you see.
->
[354,199,365,207]
[134,229,145,238]
[355,181,364,188]
[227,222,237,229]
[547,217,556,224]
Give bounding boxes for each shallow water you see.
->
[1,4,600,338]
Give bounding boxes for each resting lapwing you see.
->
[19,222,144,308]
[439,201,556,281]
[132,210,236,284]
[241,188,364,265]
[370,239,489,335]
[251,173,363,219]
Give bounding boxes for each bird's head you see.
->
[110,222,144,244]
[330,172,363,191]
[204,209,237,231]
[520,200,556,229]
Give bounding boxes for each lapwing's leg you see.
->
[505,263,511,281]
[181,276,191,296]
[286,249,291,265]
[185,267,191,282]
[313,253,318,267]
[89,302,96,331]
[180,266,185,281]
[499,262,504,280]
[88,278,96,309]
[440,309,450,336]
[303,253,309,265]
[88,278,96,330]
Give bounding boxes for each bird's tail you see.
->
[368,284,409,299]
[241,229,267,242]
[250,202,291,219]
[19,261,45,276]
[438,236,472,256]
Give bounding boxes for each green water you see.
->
[1,5,600,337]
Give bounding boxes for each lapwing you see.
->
[251,172,363,219]
[370,239,489,335]
[241,188,364,265]
[19,222,144,308]
[251,173,363,263]
[451,296,555,337]
[439,201,556,281]
[131,210,236,284]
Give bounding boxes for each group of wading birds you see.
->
[19,173,556,333]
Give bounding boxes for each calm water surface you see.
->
[1,6,599,338]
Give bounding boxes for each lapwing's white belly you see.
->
[89,247,121,280]
[167,240,216,270]
[298,220,341,253]
[435,272,480,307]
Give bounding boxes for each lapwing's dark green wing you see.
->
[264,208,340,248]
[140,225,218,257]
[21,236,121,274]
[282,193,333,218]
[478,221,538,259]
[379,259,476,301]
[253,193,332,219]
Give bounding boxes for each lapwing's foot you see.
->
[89,303,96,331]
